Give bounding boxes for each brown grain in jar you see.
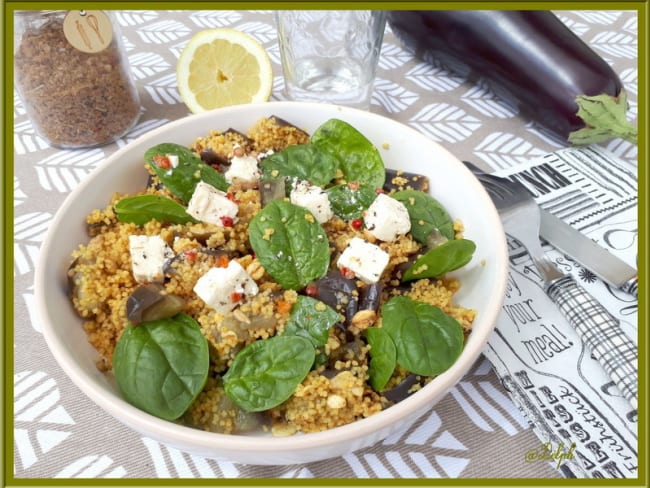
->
[14,10,141,148]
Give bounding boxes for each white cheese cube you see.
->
[128,235,174,284]
[193,260,259,314]
[225,154,261,184]
[290,180,334,224]
[167,154,179,168]
[187,181,238,226]
[364,193,411,242]
[337,237,390,284]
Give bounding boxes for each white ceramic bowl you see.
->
[35,101,508,465]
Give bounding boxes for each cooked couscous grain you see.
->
[68,116,476,436]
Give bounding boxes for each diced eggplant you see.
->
[309,270,359,324]
[383,374,424,403]
[199,147,229,168]
[220,312,277,340]
[269,115,310,139]
[358,283,383,312]
[426,228,449,249]
[126,283,185,324]
[383,169,430,193]
[224,128,254,148]
[259,177,287,207]
[68,256,102,313]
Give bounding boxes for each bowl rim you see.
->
[35,101,508,457]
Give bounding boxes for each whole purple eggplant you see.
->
[387,10,637,145]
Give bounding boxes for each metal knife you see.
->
[463,161,638,297]
[539,210,637,297]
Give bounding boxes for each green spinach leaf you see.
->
[284,295,340,347]
[402,239,476,281]
[223,335,315,412]
[326,183,378,220]
[392,190,454,244]
[112,313,209,421]
[311,119,385,188]
[366,327,397,391]
[260,143,339,187]
[249,200,330,290]
[115,194,198,225]
[145,143,228,203]
[381,296,464,376]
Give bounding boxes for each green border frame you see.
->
[2,2,647,487]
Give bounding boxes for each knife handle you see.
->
[546,275,638,410]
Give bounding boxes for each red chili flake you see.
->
[220,216,234,227]
[216,255,230,268]
[226,192,239,203]
[339,266,356,279]
[153,154,171,169]
[184,249,197,263]
[231,292,243,303]
[305,284,318,297]
[351,219,363,230]
[375,187,385,194]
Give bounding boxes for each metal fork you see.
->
[464,161,638,410]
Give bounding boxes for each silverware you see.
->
[464,161,638,297]
[468,163,638,410]
[539,201,637,297]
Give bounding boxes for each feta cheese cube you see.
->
[337,237,390,284]
[193,260,259,314]
[225,154,261,184]
[364,193,411,241]
[167,154,179,168]
[290,180,334,224]
[187,181,238,226]
[128,235,174,283]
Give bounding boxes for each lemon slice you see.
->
[177,28,273,113]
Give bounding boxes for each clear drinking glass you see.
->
[275,10,387,109]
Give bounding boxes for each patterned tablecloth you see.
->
[13,9,638,480]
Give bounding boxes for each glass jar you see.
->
[14,10,141,148]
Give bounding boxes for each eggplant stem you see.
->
[569,90,637,145]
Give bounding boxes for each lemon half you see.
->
[177,28,273,113]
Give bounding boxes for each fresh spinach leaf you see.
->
[115,194,198,225]
[381,296,464,376]
[402,239,476,282]
[223,335,315,412]
[112,313,209,421]
[145,143,229,203]
[311,119,385,188]
[260,143,339,187]
[366,327,397,391]
[284,295,340,347]
[249,200,330,290]
[392,190,454,244]
[326,183,378,220]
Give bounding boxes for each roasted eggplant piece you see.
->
[126,284,186,324]
[308,270,359,324]
[383,168,430,193]
[259,177,287,207]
